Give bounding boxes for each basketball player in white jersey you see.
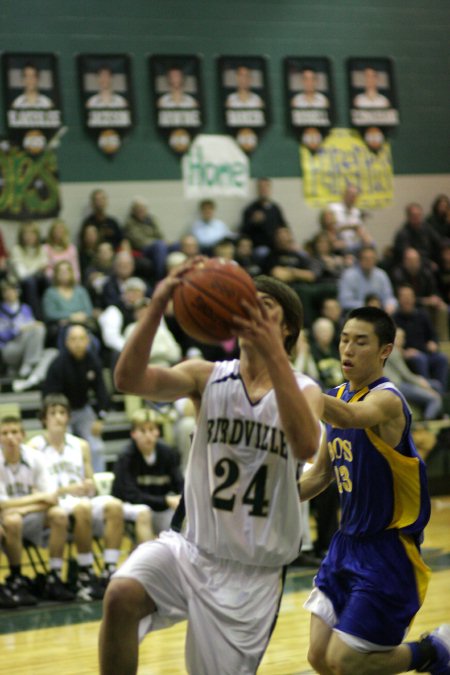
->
[99,259,323,675]
[28,394,125,601]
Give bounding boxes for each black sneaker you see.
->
[44,573,76,602]
[6,574,38,606]
[76,570,105,602]
[0,584,19,609]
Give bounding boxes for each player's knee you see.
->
[73,501,92,524]
[325,648,357,675]
[307,643,328,672]
[103,578,154,622]
[136,508,152,529]
[104,498,124,521]
[3,512,23,537]
[48,506,69,529]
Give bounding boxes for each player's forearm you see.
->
[298,468,333,501]
[322,393,357,428]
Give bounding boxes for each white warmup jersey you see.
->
[30,433,85,492]
[0,445,52,501]
[184,359,317,567]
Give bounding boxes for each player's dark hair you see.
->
[254,275,303,355]
[344,306,396,347]
[40,394,71,427]
[0,415,23,430]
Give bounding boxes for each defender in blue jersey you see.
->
[300,306,450,674]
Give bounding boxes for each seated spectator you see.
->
[78,223,101,277]
[261,226,317,327]
[436,240,450,305]
[0,226,9,279]
[44,219,81,282]
[234,236,263,277]
[100,249,150,310]
[10,221,49,320]
[0,277,46,379]
[318,208,347,255]
[178,233,201,260]
[0,415,74,605]
[189,199,235,254]
[392,202,442,269]
[42,260,97,347]
[306,232,345,284]
[29,394,124,596]
[212,237,236,261]
[112,408,184,539]
[319,297,344,348]
[426,193,450,239]
[390,247,448,341]
[338,245,397,314]
[393,284,449,392]
[83,241,115,303]
[123,196,167,281]
[42,324,110,472]
[384,328,443,421]
[239,177,288,255]
[327,184,374,255]
[309,317,343,390]
[79,188,124,250]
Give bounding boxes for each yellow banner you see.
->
[300,128,393,209]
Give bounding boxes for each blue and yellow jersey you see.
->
[326,377,431,539]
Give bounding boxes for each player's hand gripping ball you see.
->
[173,258,257,344]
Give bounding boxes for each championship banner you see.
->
[78,54,134,156]
[0,142,60,219]
[300,128,393,209]
[347,57,399,152]
[150,55,204,155]
[218,56,269,154]
[2,53,63,155]
[182,134,249,199]
[285,57,334,152]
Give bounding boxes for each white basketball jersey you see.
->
[0,445,52,500]
[184,359,316,567]
[31,433,85,491]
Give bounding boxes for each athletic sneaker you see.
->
[429,625,450,675]
[76,570,105,602]
[43,572,76,602]
[6,574,38,606]
[0,584,19,609]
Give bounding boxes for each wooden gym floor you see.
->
[1,496,449,675]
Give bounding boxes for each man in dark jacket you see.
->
[42,323,109,472]
[112,408,184,538]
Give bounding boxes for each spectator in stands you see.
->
[189,199,235,254]
[319,208,349,256]
[10,221,49,320]
[44,219,81,282]
[306,232,344,309]
[83,241,116,304]
[80,188,124,250]
[426,193,450,239]
[123,196,167,281]
[0,227,9,279]
[436,240,450,305]
[384,328,443,421]
[319,297,344,348]
[42,324,109,472]
[99,250,142,309]
[240,177,288,254]
[309,317,343,390]
[390,247,448,341]
[392,202,442,269]
[212,237,236,261]
[338,245,397,314]
[0,277,46,379]
[393,284,449,392]
[328,184,374,255]
[234,236,263,277]
[0,415,74,605]
[112,408,184,539]
[178,233,201,260]
[78,223,101,277]
[262,225,317,327]
[29,394,124,597]
[42,260,97,348]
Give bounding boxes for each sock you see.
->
[103,549,120,573]
[406,637,437,672]
[49,558,63,577]
[77,552,94,569]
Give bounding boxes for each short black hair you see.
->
[344,306,396,347]
[254,275,303,355]
[40,394,71,427]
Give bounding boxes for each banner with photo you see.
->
[218,56,269,154]
[2,53,63,155]
[150,55,204,155]
[182,134,249,199]
[347,57,399,152]
[0,141,60,219]
[285,57,334,152]
[78,54,134,156]
[300,128,393,208]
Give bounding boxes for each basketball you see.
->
[172,258,257,344]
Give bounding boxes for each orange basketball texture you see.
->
[172,259,257,344]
